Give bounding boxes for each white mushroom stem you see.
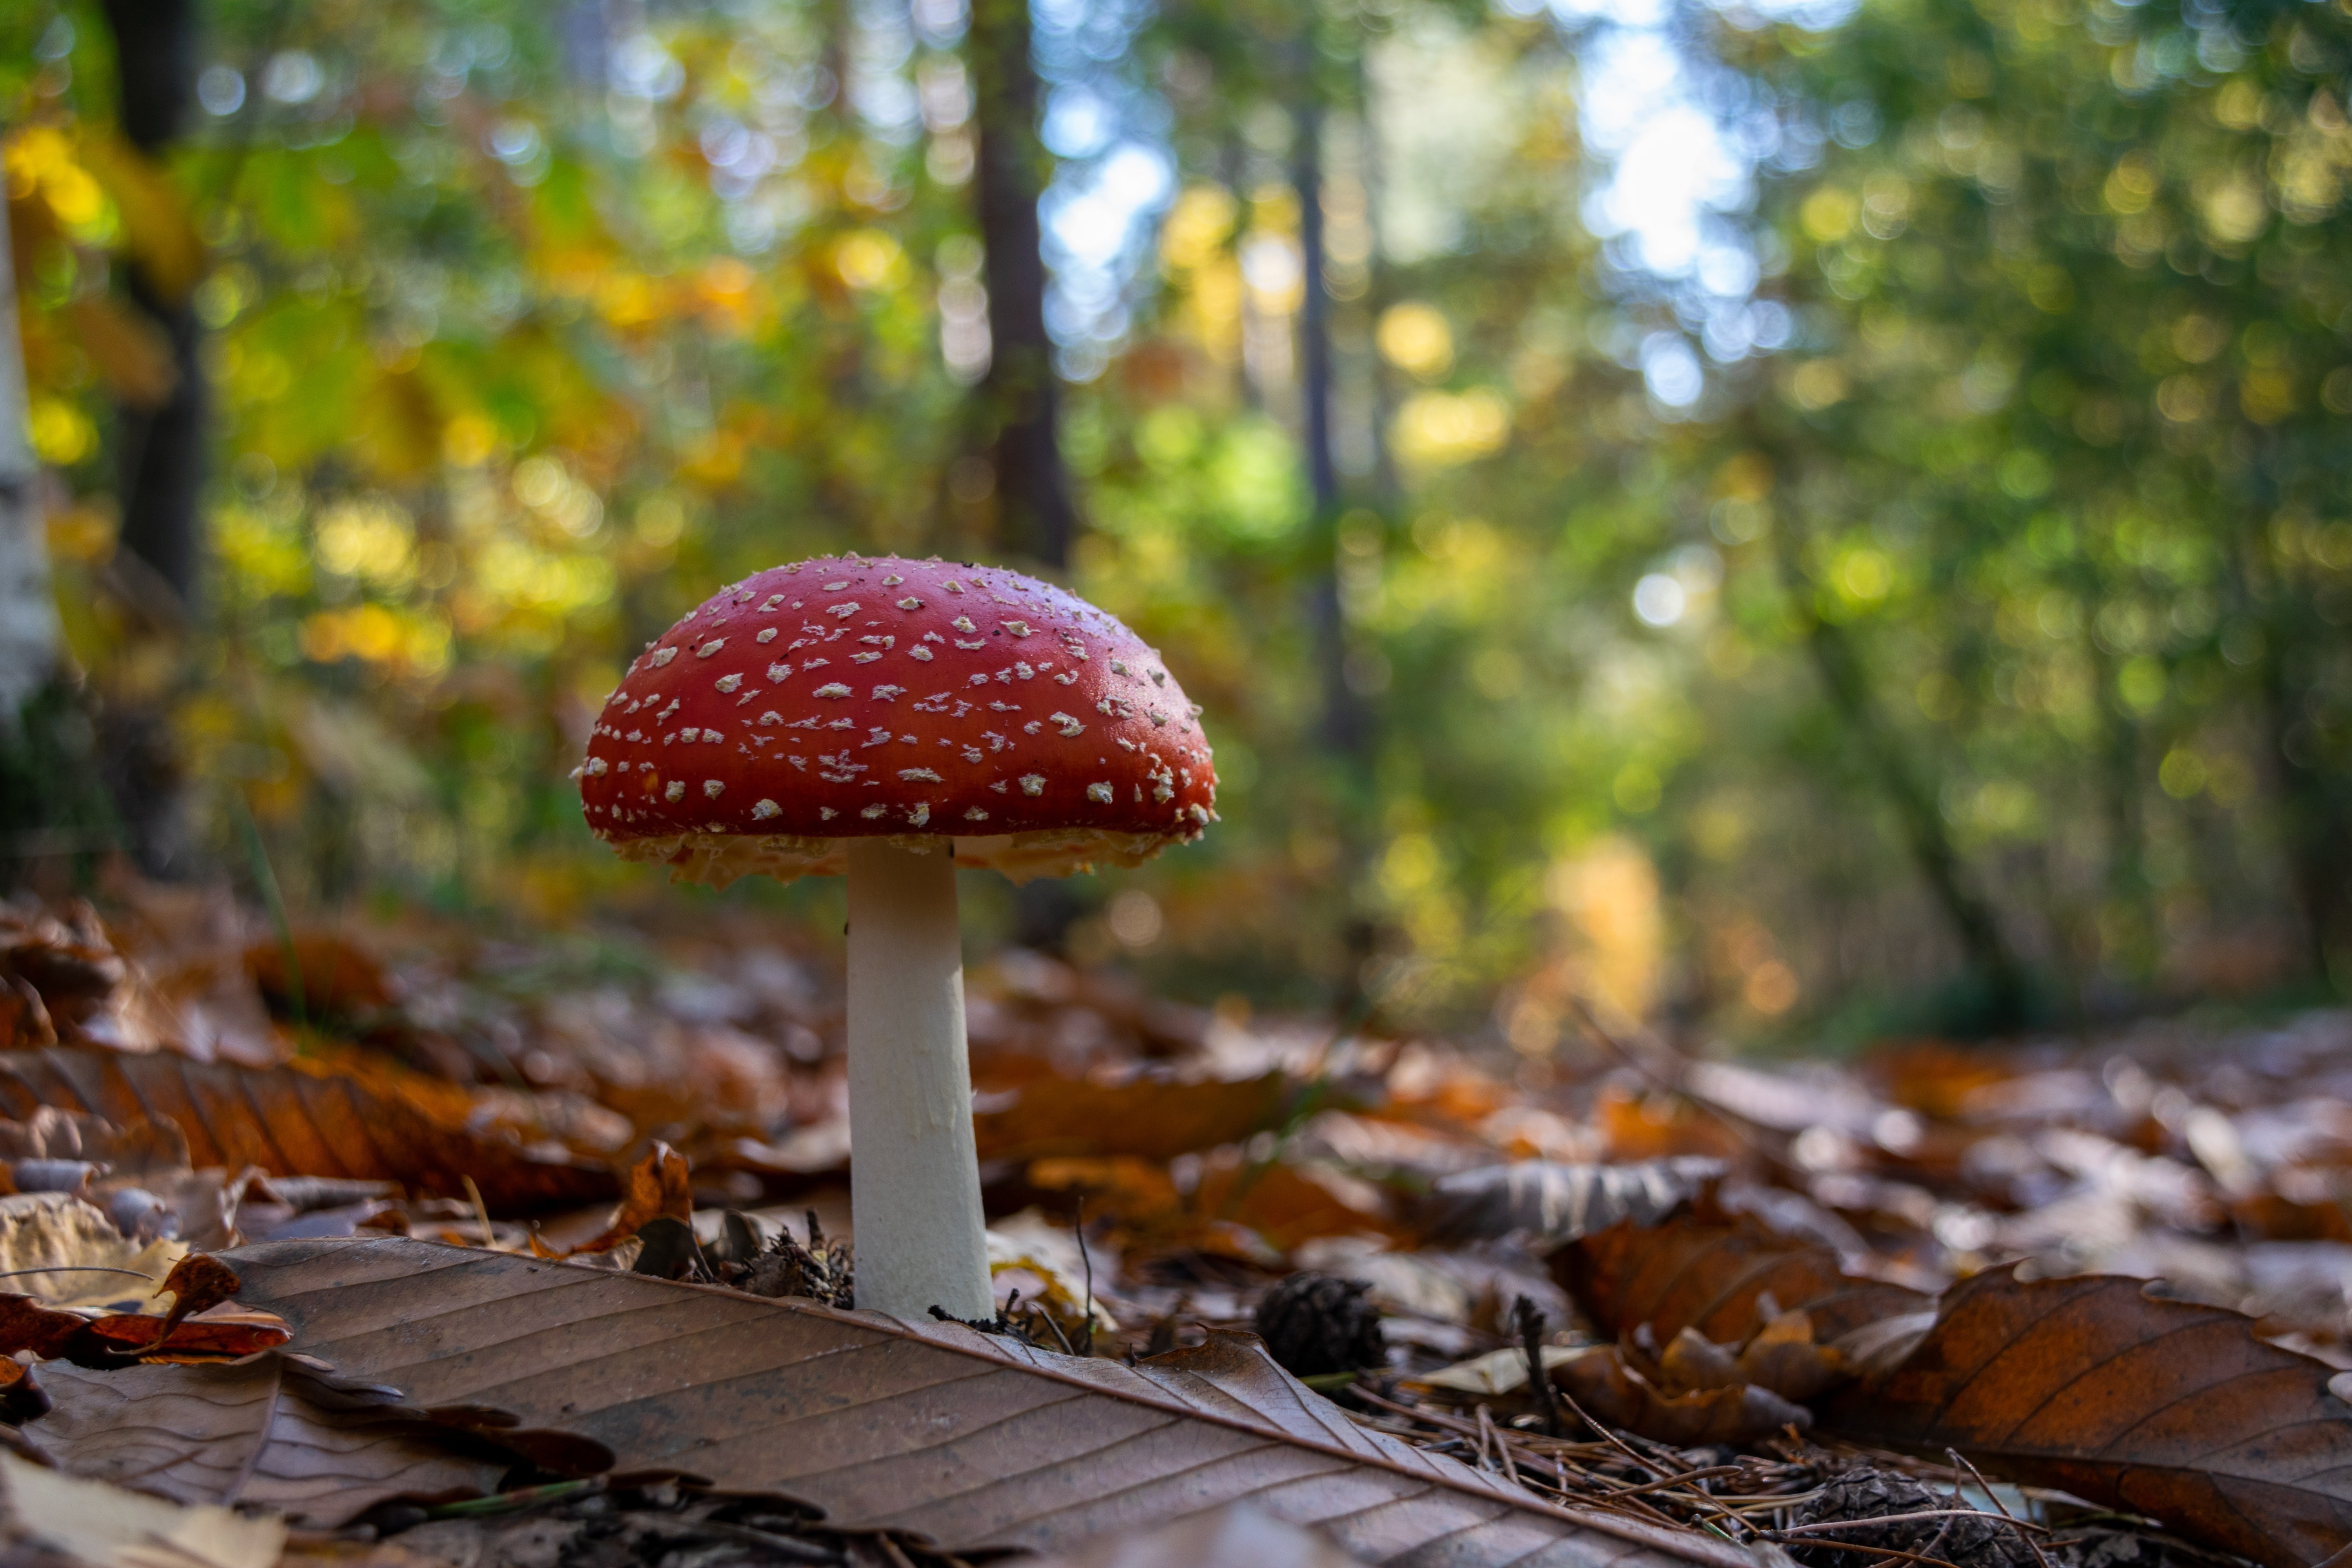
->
[844,836,993,1323]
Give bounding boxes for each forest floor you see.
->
[0,877,2345,1568]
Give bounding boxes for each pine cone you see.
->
[1791,1469,2037,1568]
[1252,1272,1385,1378]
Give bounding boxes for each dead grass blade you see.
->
[229,1235,1748,1568]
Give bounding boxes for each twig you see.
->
[1512,1294,1565,1437]
[1945,1450,2054,1568]
[1758,1538,1966,1568]
[1945,1451,2010,1519]
[1027,1299,1076,1356]
[1478,1405,1522,1487]
[1546,1385,1754,1539]
[1551,1382,1670,1481]
[422,1479,606,1520]
[1602,1464,1747,1501]
[1073,1196,1096,1357]
[666,1519,844,1565]
[1770,1509,2050,1539]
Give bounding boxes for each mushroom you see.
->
[573,554,1218,1322]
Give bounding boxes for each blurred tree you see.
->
[1731,0,2352,995]
[2,0,2343,1027]
[99,0,205,604]
[0,192,56,723]
[969,0,1076,570]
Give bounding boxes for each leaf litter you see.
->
[1,885,2351,1567]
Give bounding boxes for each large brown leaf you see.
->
[1417,1158,1727,1246]
[973,1071,1296,1163]
[1554,1200,1928,1347]
[24,1352,609,1526]
[1823,1266,2352,1568]
[0,1049,613,1211]
[227,1236,1745,1568]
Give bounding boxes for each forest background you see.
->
[1,0,2347,1053]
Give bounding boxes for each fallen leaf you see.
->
[229,1236,1747,1568]
[1553,1344,1812,1448]
[1824,1265,2352,1568]
[570,1142,691,1255]
[973,1071,1295,1164]
[0,1108,192,1176]
[0,975,55,1049]
[244,932,393,1020]
[1195,1157,1397,1252]
[23,1353,606,1528]
[73,1311,292,1363]
[1554,1198,1929,1349]
[1027,1502,1370,1567]
[0,1448,286,1568]
[1417,1158,1728,1247]
[0,1049,615,1210]
[0,1289,290,1367]
[1411,1343,1590,1397]
[0,1295,98,1360]
[0,1192,182,1306]
[0,904,125,1035]
[149,1253,243,1339]
[1731,1309,1846,1403]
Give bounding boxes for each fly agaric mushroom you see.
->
[574,554,1216,1322]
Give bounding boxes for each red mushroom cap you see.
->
[575,555,1219,886]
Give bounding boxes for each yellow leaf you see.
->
[66,295,176,408]
[79,132,205,302]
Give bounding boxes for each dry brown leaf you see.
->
[570,1141,692,1256]
[1823,1265,2352,1568]
[0,1281,290,1367]
[0,1049,614,1210]
[0,1191,173,1303]
[0,903,124,1038]
[1731,1309,1846,1403]
[0,976,56,1049]
[0,1448,287,1568]
[1195,1157,1397,1252]
[1027,1503,1370,1567]
[973,1071,1293,1164]
[1553,1197,1929,1349]
[24,1352,606,1527]
[1553,1345,1811,1448]
[229,1235,1749,1568]
[244,933,394,1020]
[146,1253,243,1343]
[1416,1158,1727,1247]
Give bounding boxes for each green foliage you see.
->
[5,0,2347,1038]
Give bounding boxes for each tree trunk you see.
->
[1769,511,2029,1031]
[0,189,58,727]
[1293,103,1365,762]
[968,0,1074,571]
[2259,626,2352,986]
[101,0,205,606]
